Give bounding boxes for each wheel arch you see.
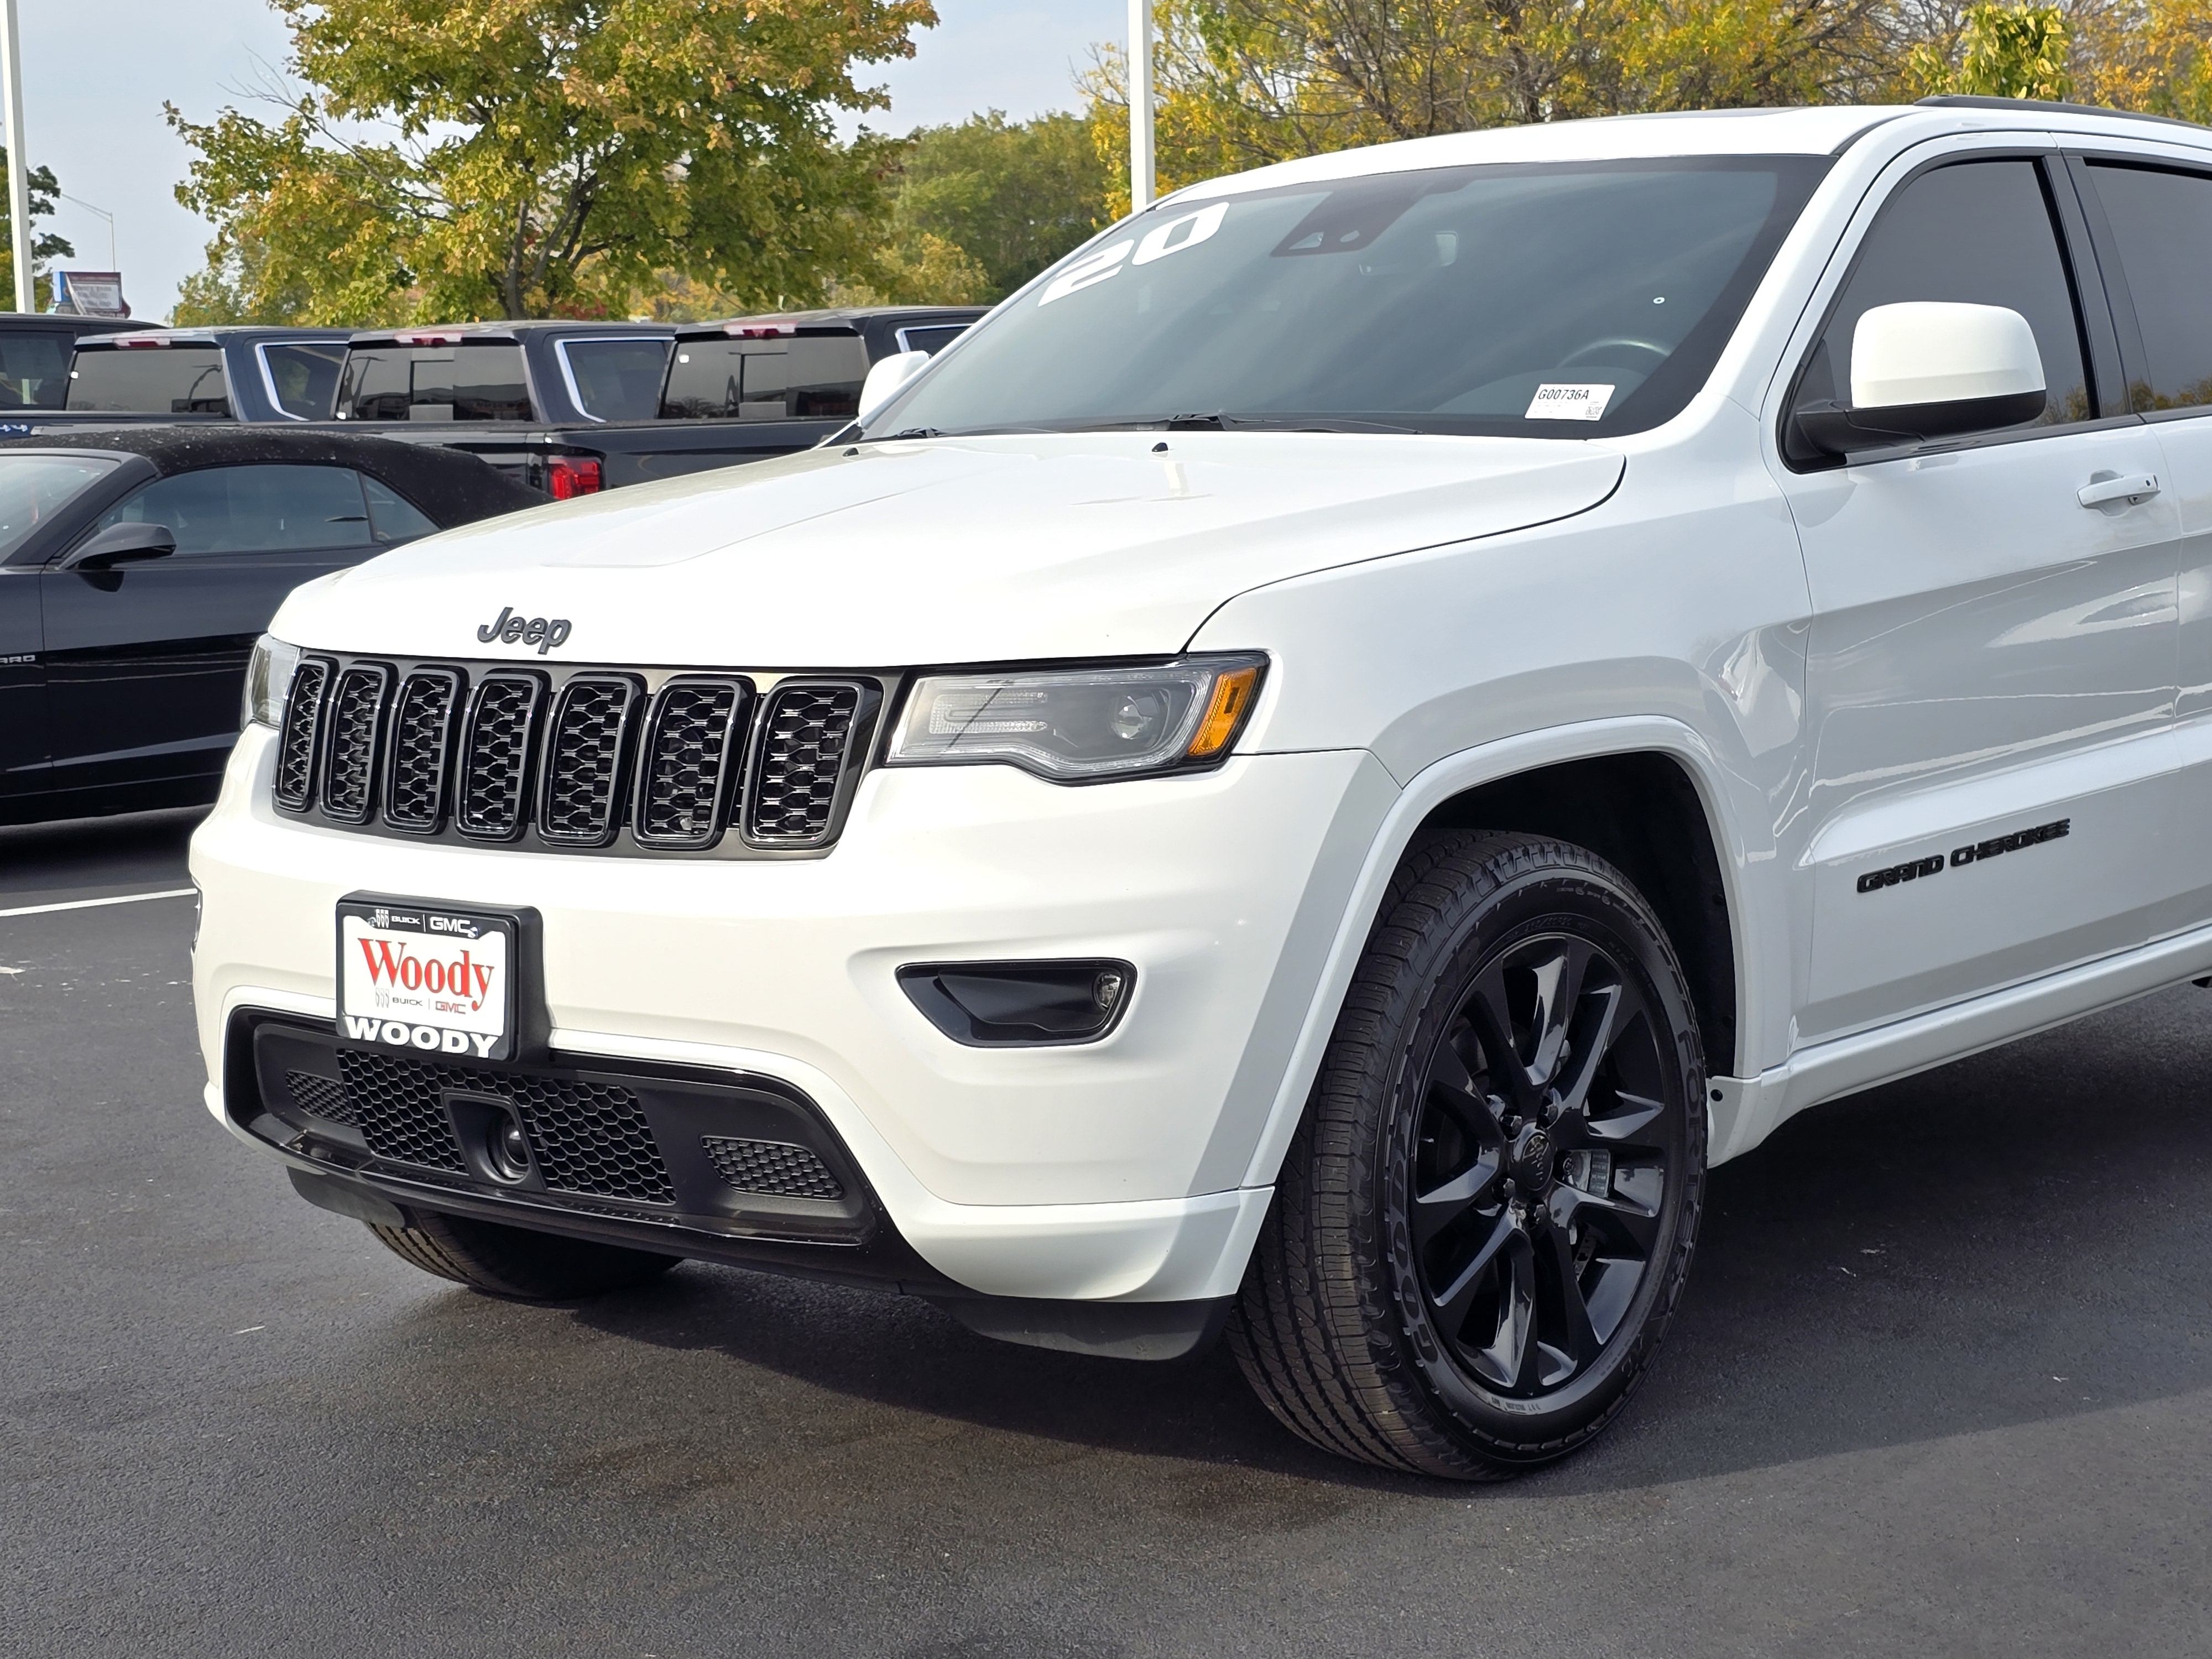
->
[1234,716,1765,1192]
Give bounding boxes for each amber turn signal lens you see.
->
[1187,665,1261,759]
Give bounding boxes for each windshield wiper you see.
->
[1040,412,1421,436]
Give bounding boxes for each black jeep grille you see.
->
[457,674,544,839]
[272,656,872,855]
[539,675,640,845]
[384,669,462,832]
[336,1048,676,1203]
[273,659,330,811]
[635,679,747,847]
[319,664,392,822]
[747,682,862,844]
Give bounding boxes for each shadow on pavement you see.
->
[0,806,206,902]
[560,984,2212,1492]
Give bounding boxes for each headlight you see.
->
[887,655,1265,781]
[242,634,302,730]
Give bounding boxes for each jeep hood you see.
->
[274,432,1623,665]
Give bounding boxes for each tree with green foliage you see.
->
[0,150,73,312]
[1910,3,2072,99]
[891,112,1107,297]
[168,0,935,324]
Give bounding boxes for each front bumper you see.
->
[193,726,1397,1303]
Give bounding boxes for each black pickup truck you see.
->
[323,308,983,493]
[0,311,158,419]
[56,325,354,422]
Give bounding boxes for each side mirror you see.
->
[857,350,931,421]
[59,521,179,571]
[1797,301,2047,457]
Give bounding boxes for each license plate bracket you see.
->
[335,894,545,1065]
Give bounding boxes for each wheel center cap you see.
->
[1511,1125,1555,1196]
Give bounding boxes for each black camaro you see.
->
[0,427,542,826]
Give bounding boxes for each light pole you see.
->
[60,194,115,271]
[1128,0,1154,212]
[0,0,28,312]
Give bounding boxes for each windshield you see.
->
[870,156,1825,441]
[67,346,231,415]
[0,332,71,408]
[0,454,118,560]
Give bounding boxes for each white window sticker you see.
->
[1039,239,1135,306]
[1525,382,1615,421]
[1133,201,1228,267]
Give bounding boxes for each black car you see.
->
[0,426,542,825]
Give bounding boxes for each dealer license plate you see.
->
[336,900,516,1062]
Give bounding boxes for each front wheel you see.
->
[1229,831,1707,1479]
[369,1210,682,1300]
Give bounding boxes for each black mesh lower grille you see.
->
[458,675,542,838]
[284,1069,353,1124]
[701,1135,843,1199]
[384,670,462,831]
[336,1050,676,1203]
[274,659,329,811]
[635,679,745,846]
[748,683,862,844]
[540,675,639,844]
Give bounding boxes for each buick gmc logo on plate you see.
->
[477,606,572,654]
[336,900,517,1061]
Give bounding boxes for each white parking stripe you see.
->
[0,888,197,920]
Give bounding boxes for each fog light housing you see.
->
[898,959,1135,1047]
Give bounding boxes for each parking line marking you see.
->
[0,888,197,920]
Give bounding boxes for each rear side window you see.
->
[557,337,670,420]
[96,464,375,555]
[660,333,870,420]
[259,341,346,419]
[896,324,969,356]
[1789,159,2091,457]
[336,343,532,421]
[362,475,439,543]
[0,333,71,408]
[66,345,232,415]
[2087,162,2212,411]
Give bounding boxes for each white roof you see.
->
[1171,103,2211,201]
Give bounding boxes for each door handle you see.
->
[2078,473,2161,509]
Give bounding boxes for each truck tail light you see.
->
[547,456,602,499]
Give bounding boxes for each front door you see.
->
[1777,150,2183,1044]
[38,463,380,797]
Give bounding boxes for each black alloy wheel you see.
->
[1229,831,1706,1479]
[1408,931,1678,1405]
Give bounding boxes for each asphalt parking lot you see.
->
[4,810,2210,1658]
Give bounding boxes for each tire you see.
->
[368,1210,682,1300]
[1229,831,1707,1479]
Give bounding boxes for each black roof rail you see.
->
[1916,94,2210,133]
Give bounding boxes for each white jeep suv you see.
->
[192,96,2212,1478]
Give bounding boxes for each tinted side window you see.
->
[559,337,670,420]
[362,475,440,544]
[96,465,374,555]
[897,325,969,356]
[0,333,71,407]
[66,346,232,415]
[2088,163,2212,411]
[660,333,869,420]
[260,342,346,419]
[1793,160,2090,447]
[337,343,532,421]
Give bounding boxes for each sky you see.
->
[19,0,1128,322]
